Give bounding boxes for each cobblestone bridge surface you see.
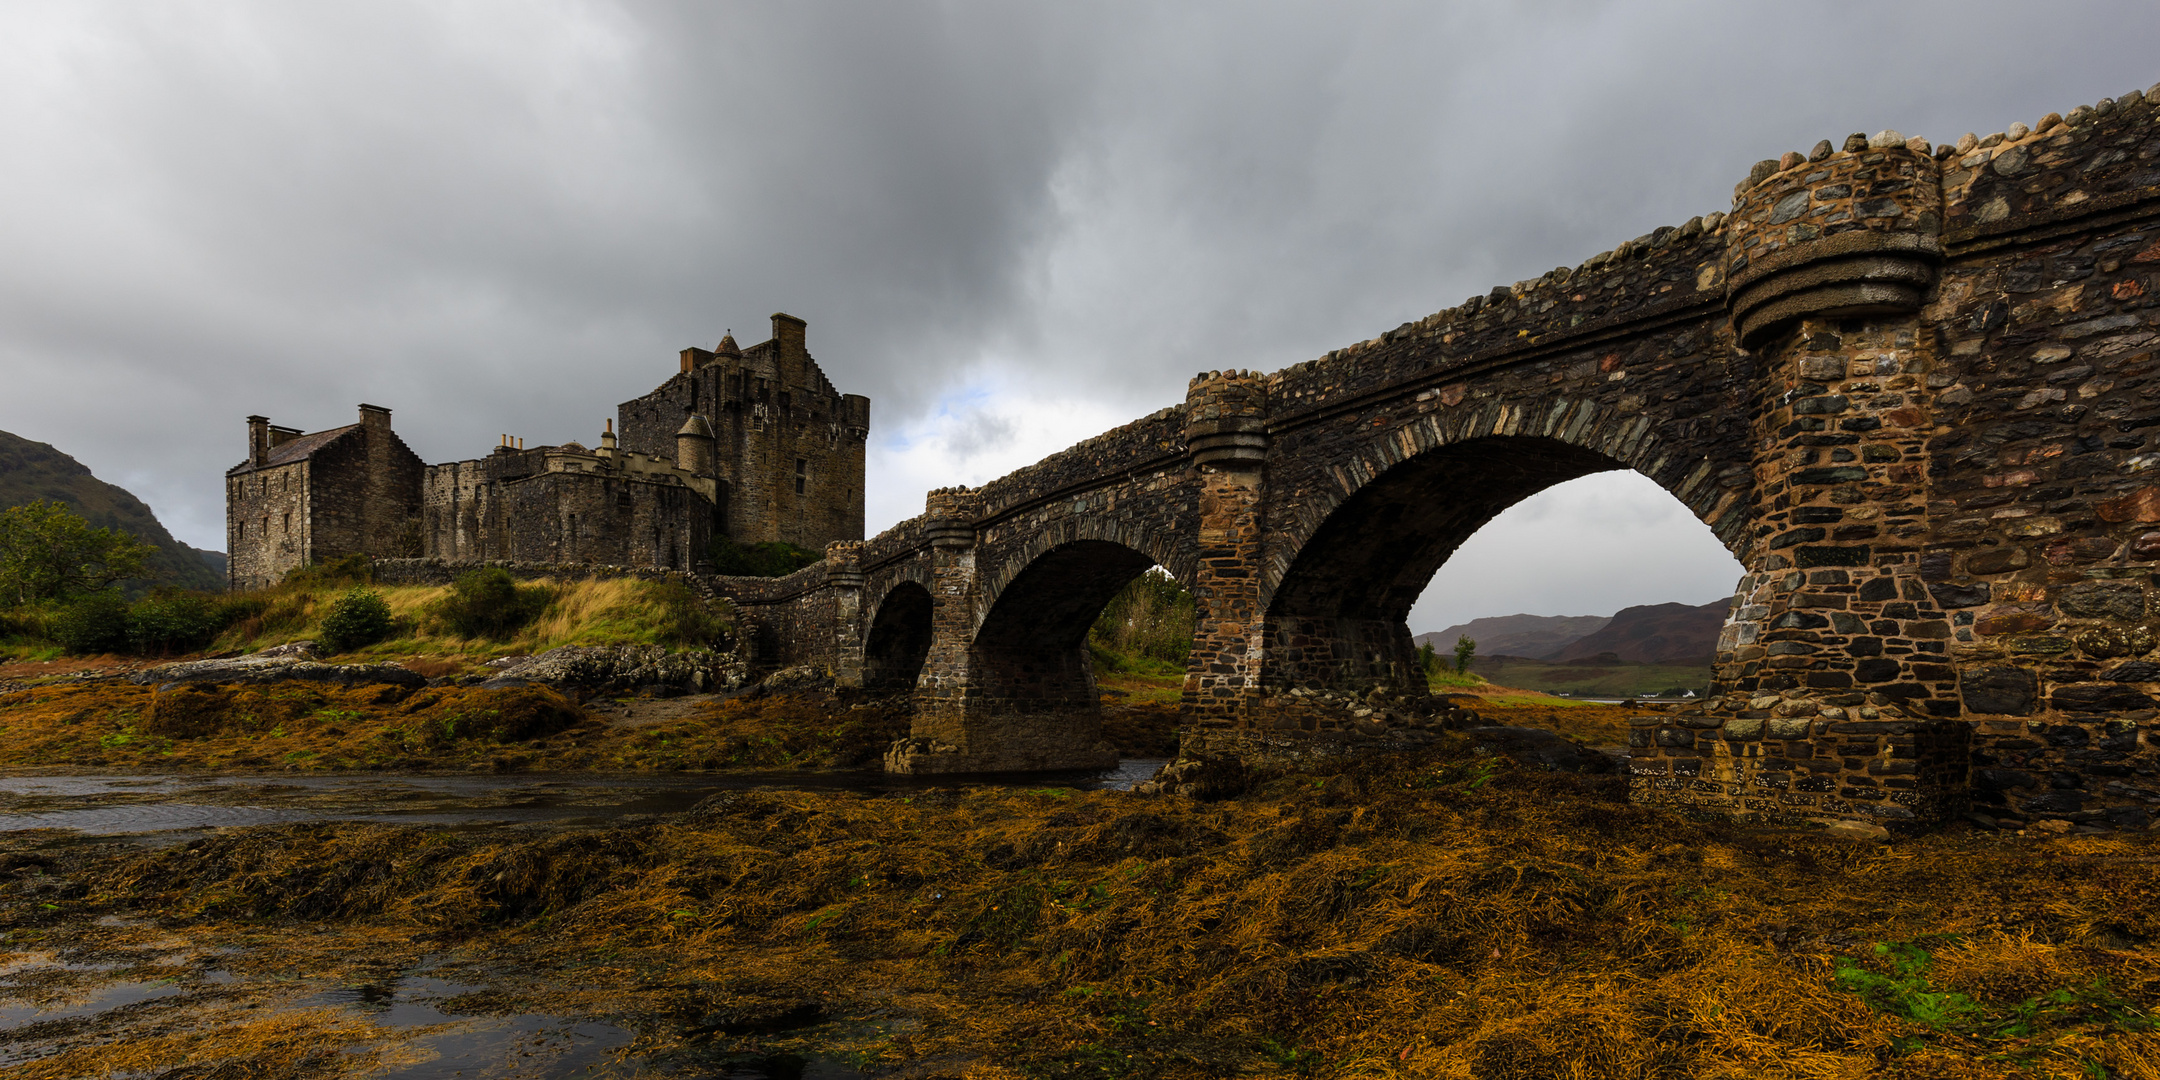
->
[437,86,2160,833]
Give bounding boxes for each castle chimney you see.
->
[675,415,715,476]
[771,312,806,359]
[679,346,718,374]
[359,403,392,438]
[598,418,618,460]
[247,415,270,467]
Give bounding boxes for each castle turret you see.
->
[675,415,715,476]
[716,332,741,358]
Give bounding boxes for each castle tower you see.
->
[675,415,715,476]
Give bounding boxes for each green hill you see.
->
[0,429,224,594]
[1470,652,1710,699]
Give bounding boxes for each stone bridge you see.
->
[723,88,2160,832]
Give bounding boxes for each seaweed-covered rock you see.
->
[1462,726,1614,773]
[130,655,425,690]
[484,645,749,695]
[1136,753,1249,799]
[759,664,833,694]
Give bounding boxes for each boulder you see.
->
[484,644,750,695]
[130,655,425,690]
[1135,754,1249,799]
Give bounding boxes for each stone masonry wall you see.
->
[226,462,310,591]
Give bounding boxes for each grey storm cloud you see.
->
[2,1,2155,631]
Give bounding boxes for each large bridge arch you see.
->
[1260,395,1755,611]
[1254,394,1757,697]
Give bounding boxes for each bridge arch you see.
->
[1253,395,1757,699]
[862,579,934,692]
[976,517,1195,632]
[892,537,1157,774]
[1264,395,1750,610]
[966,538,1159,722]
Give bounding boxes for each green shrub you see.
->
[708,536,822,578]
[51,590,131,654]
[650,580,734,647]
[318,586,394,653]
[126,590,225,655]
[431,568,551,640]
[1089,569,1194,669]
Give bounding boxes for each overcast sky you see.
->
[2,2,2153,634]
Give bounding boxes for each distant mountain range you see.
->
[1412,613,1611,661]
[1416,598,1730,665]
[0,429,225,593]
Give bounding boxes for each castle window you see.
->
[779,391,791,412]
[282,512,291,534]
[794,458,807,495]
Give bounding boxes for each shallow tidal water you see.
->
[0,758,1167,839]
[0,760,1165,1076]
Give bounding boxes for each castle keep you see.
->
[226,314,868,590]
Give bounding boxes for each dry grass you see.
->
[1478,700,1635,746]
[213,577,691,665]
[39,742,2157,1079]
[0,680,910,772]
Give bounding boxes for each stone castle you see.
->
[226,313,868,590]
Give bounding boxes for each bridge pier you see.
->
[1629,140,1971,831]
[1181,371,1274,748]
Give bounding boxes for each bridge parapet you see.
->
[1265,222,1730,419]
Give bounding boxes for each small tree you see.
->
[318,586,394,653]
[1417,640,1439,675]
[0,500,156,607]
[431,567,550,640]
[1453,634,1477,674]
